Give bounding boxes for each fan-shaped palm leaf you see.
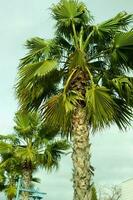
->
[85,85,117,129]
[14,111,40,136]
[43,139,69,170]
[112,76,133,103]
[43,90,82,131]
[42,93,71,131]
[20,38,55,67]
[113,98,132,129]
[19,59,58,85]
[51,0,91,38]
[91,12,133,42]
[16,68,61,110]
[0,142,13,154]
[111,31,133,69]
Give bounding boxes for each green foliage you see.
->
[111,31,133,69]
[92,12,133,41]
[20,38,57,66]
[5,185,16,200]
[0,111,70,199]
[85,85,117,129]
[91,186,98,200]
[16,0,133,132]
[15,2,133,200]
[112,76,133,103]
[51,0,91,38]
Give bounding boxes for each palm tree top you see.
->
[16,0,133,132]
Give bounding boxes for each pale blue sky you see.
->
[0,0,133,199]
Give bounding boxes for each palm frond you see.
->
[113,98,132,129]
[0,170,5,186]
[14,111,40,136]
[38,124,60,140]
[112,76,133,103]
[91,12,133,42]
[42,93,71,132]
[16,59,60,110]
[20,37,54,67]
[16,69,61,110]
[15,147,37,164]
[0,134,19,144]
[19,59,58,85]
[5,184,16,199]
[85,85,117,129]
[42,91,82,132]
[111,31,133,69]
[0,142,13,154]
[51,0,91,38]
[43,139,70,170]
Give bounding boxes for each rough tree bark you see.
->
[72,107,92,200]
[21,170,31,200]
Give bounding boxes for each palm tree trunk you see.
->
[72,107,92,200]
[21,170,31,200]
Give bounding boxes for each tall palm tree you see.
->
[0,111,69,200]
[16,0,133,199]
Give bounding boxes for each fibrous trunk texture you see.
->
[72,107,91,200]
[21,170,31,200]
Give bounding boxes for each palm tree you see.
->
[0,111,70,200]
[16,0,133,199]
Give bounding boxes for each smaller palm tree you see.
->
[0,111,70,200]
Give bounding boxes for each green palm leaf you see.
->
[43,91,82,132]
[85,85,116,129]
[52,0,89,25]
[113,98,132,129]
[111,31,133,69]
[20,37,53,67]
[0,142,13,154]
[43,139,70,170]
[112,76,133,103]
[15,147,37,163]
[16,69,61,110]
[51,0,91,37]
[17,59,59,110]
[42,93,71,131]
[92,12,133,41]
[14,111,40,136]
[5,185,16,199]
[19,59,58,83]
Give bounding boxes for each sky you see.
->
[0,0,133,199]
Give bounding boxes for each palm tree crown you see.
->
[16,1,133,131]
